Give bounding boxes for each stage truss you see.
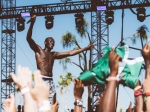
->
[1,0,150,111]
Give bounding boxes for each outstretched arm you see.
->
[54,44,94,59]
[26,15,39,52]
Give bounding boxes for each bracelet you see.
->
[21,86,30,95]
[134,86,142,92]
[134,91,143,97]
[145,92,150,97]
[38,100,51,112]
[106,76,121,82]
[145,64,150,68]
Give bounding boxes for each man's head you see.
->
[44,37,55,50]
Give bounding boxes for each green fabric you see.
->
[78,45,143,88]
[121,62,143,89]
[78,46,125,85]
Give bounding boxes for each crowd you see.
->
[4,39,150,112]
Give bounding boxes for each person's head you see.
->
[44,37,55,50]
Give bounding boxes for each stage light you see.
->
[16,18,25,32]
[137,7,146,22]
[105,11,114,25]
[74,13,84,27]
[45,16,54,29]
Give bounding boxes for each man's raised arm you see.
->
[26,15,38,52]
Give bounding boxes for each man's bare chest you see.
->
[35,52,55,64]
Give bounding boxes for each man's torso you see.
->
[35,46,55,77]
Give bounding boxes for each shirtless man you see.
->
[26,15,94,104]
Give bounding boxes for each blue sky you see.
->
[2,0,150,111]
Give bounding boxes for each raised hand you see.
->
[51,100,59,112]
[4,94,16,112]
[30,15,36,23]
[86,44,94,50]
[73,78,84,100]
[126,101,134,112]
[30,70,50,103]
[141,39,150,65]
[10,65,32,90]
[109,49,121,76]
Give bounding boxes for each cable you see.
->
[16,41,36,70]
[59,102,69,112]
[123,87,135,105]
[126,0,150,17]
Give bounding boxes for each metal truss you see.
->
[0,0,149,19]
[1,0,16,111]
[1,0,150,111]
[0,1,91,19]
[90,10,108,111]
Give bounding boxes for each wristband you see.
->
[134,91,142,97]
[38,100,51,112]
[106,76,121,82]
[145,92,150,97]
[134,86,142,92]
[21,86,30,95]
[145,64,150,68]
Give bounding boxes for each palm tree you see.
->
[120,109,123,112]
[60,18,91,71]
[131,25,149,47]
[57,72,74,112]
[59,18,92,112]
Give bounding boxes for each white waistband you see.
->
[40,75,53,79]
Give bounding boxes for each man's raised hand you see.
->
[86,44,94,50]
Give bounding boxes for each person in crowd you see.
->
[133,80,143,112]
[73,78,84,112]
[98,49,121,112]
[5,39,150,112]
[5,65,59,112]
[126,101,134,112]
[4,94,16,112]
[142,39,150,112]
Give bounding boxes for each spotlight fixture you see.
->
[105,11,114,25]
[137,7,146,22]
[74,13,84,27]
[16,18,25,32]
[45,16,54,29]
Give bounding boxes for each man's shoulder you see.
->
[51,51,57,54]
[50,51,59,56]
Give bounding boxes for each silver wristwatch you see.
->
[74,99,83,106]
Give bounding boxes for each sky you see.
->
[1,0,150,112]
